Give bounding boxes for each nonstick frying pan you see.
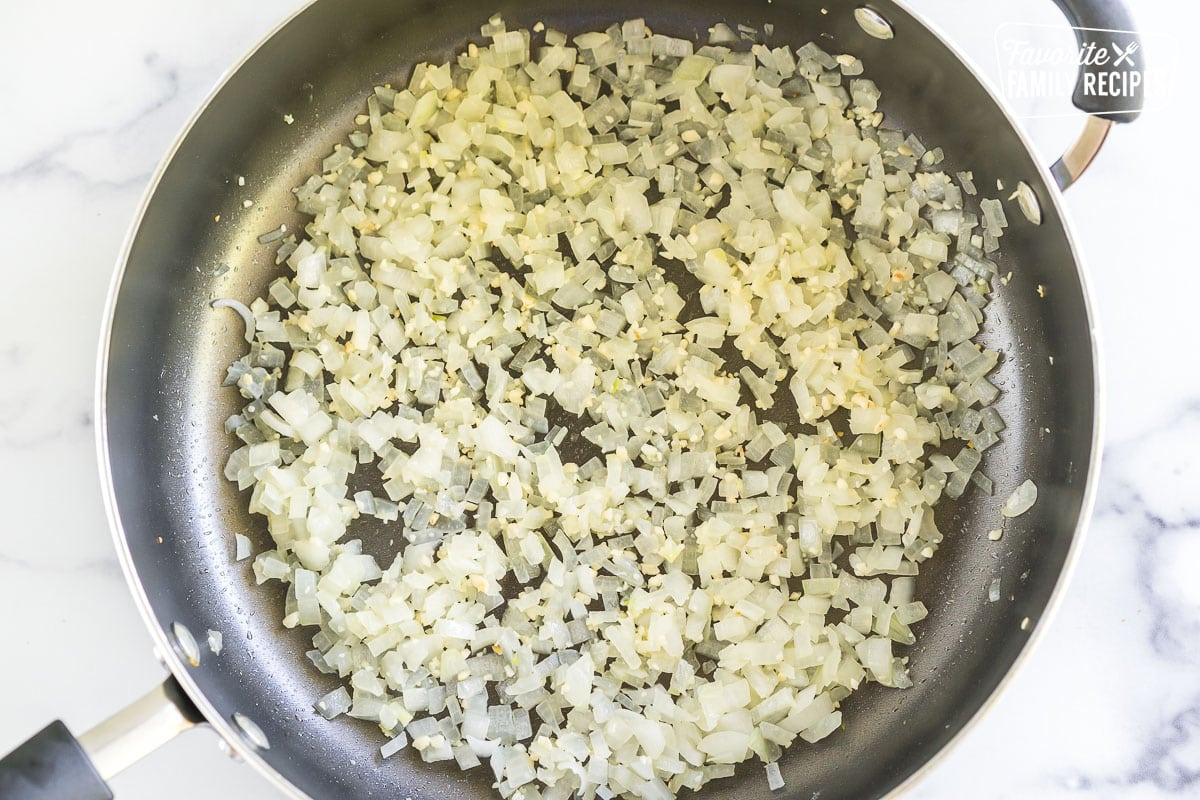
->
[0,0,1143,798]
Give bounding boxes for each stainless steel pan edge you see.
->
[89,2,1108,799]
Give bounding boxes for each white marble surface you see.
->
[0,1,1196,798]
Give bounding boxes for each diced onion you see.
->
[211,298,256,343]
[219,16,1016,800]
[1002,479,1038,518]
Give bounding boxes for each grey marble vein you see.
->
[0,52,180,190]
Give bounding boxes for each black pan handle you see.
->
[0,721,113,800]
[1049,0,1144,121]
[0,677,202,799]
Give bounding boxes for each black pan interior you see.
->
[103,0,1096,798]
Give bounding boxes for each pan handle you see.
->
[0,676,202,799]
[1049,0,1144,122]
[1047,0,1143,189]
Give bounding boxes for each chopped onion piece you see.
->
[211,298,256,343]
[234,533,251,561]
[1001,480,1038,518]
[765,762,784,791]
[1015,181,1042,225]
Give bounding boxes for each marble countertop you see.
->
[1,1,1196,798]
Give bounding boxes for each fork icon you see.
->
[1112,41,1139,67]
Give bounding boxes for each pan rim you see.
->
[95,2,324,797]
[849,9,1106,800]
[93,1,1104,798]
